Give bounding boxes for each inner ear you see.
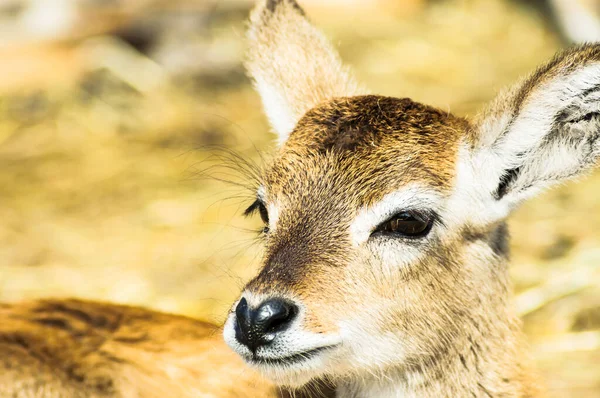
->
[493,109,600,201]
[495,167,522,200]
[473,45,600,214]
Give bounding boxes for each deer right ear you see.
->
[246,0,365,145]
[465,45,600,223]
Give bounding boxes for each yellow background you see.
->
[0,0,598,396]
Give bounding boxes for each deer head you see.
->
[223,0,600,395]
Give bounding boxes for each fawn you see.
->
[2,0,600,397]
[223,0,600,396]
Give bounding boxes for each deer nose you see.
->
[234,297,298,352]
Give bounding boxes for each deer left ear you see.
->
[469,45,600,216]
[246,0,365,145]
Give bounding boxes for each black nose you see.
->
[234,297,298,352]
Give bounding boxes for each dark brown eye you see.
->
[373,211,432,238]
[244,199,269,231]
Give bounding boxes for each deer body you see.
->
[3,0,600,397]
[0,299,280,398]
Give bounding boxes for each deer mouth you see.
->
[247,344,339,367]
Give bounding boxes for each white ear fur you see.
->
[470,45,600,216]
[245,0,365,145]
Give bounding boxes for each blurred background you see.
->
[0,0,599,396]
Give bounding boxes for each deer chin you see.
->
[249,348,336,388]
[223,313,342,386]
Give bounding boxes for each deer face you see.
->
[225,96,475,385]
[224,0,600,389]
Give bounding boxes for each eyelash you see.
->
[244,199,270,233]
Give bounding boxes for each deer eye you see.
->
[244,199,269,231]
[372,211,433,238]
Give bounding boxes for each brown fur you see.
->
[0,299,338,397]
[242,94,543,395]
[0,299,281,398]
[247,95,467,329]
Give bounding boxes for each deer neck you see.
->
[336,319,539,397]
[335,255,541,398]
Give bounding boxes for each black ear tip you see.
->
[266,0,305,15]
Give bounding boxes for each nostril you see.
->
[235,297,249,325]
[234,298,252,348]
[255,299,298,334]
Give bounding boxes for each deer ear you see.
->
[469,45,600,218]
[246,0,365,145]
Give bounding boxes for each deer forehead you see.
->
[263,95,468,211]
